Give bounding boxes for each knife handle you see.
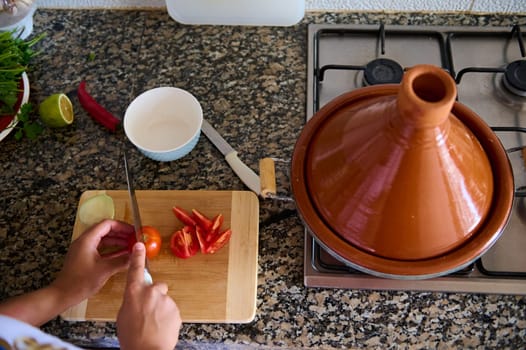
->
[144,269,153,285]
[259,157,277,198]
[225,151,261,195]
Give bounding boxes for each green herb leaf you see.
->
[8,102,44,141]
[23,121,43,140]
[0,31,45,113]
[14,128,23,140]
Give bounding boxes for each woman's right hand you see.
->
[117,242,181,350]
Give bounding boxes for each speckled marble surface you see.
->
[1,9,526,349]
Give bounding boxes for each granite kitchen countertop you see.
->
[1,8,525,349]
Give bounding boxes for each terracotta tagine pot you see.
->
[291,64,514,279]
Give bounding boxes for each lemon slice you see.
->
[78,194,115,226]
[38,93,74,128]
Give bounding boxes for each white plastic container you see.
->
[166,0,305,26]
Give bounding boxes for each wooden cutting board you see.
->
[61,190,259,323]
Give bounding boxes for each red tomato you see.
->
[204,229,232,254]
[128,226,162,259]
[170,225,199,259]
[172,206,196,226]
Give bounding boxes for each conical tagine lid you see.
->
[291,64,514,277]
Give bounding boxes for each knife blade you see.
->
[201,119,261,195]
[123,151,153,285]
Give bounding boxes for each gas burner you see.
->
[363,58,404,85]
[503,60,526,97]
[494,76,526,112]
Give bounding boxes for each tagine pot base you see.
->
[291,65,514,278]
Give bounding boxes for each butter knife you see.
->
[123,151,153,285]
[201,119,261,194]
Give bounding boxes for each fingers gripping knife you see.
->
[123,151,153,285]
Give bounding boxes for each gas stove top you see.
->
[304,24,526,294]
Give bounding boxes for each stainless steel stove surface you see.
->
[304,24,526,294]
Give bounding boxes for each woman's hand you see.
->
[0,219,135,326]
[117,243,181,350]
[50,219,135,304]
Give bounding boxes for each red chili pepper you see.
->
[77,81,121,132]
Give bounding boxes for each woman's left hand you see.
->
[50,219,135,303]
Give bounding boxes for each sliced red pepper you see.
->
[192,209,213,232]
[204,229,232,254]
[170,225,199,259]
[77,81,121,132]
[172,206,197,227]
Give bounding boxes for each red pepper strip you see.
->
[77,81,121,132]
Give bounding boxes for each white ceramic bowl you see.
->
[124,87,203,162]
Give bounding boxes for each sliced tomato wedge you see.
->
[172,206,196,227]
[204,228,232,254]
[206,213,224,243]
[195,225,208,253]
[171,206,233,256]
[170,225,199,259]
[192,209,213,232]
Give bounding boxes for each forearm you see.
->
[0,284,79,327]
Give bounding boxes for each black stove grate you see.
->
[312,25,450,111]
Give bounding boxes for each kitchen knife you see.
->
[201,119,261,195]
[123,151,153,285]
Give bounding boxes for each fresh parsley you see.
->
[13,102,43,140]
[0,30,45,140]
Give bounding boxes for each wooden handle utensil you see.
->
[259,157,277,198]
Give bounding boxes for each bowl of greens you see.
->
[0,71,28,141]
[0,30,42,141]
